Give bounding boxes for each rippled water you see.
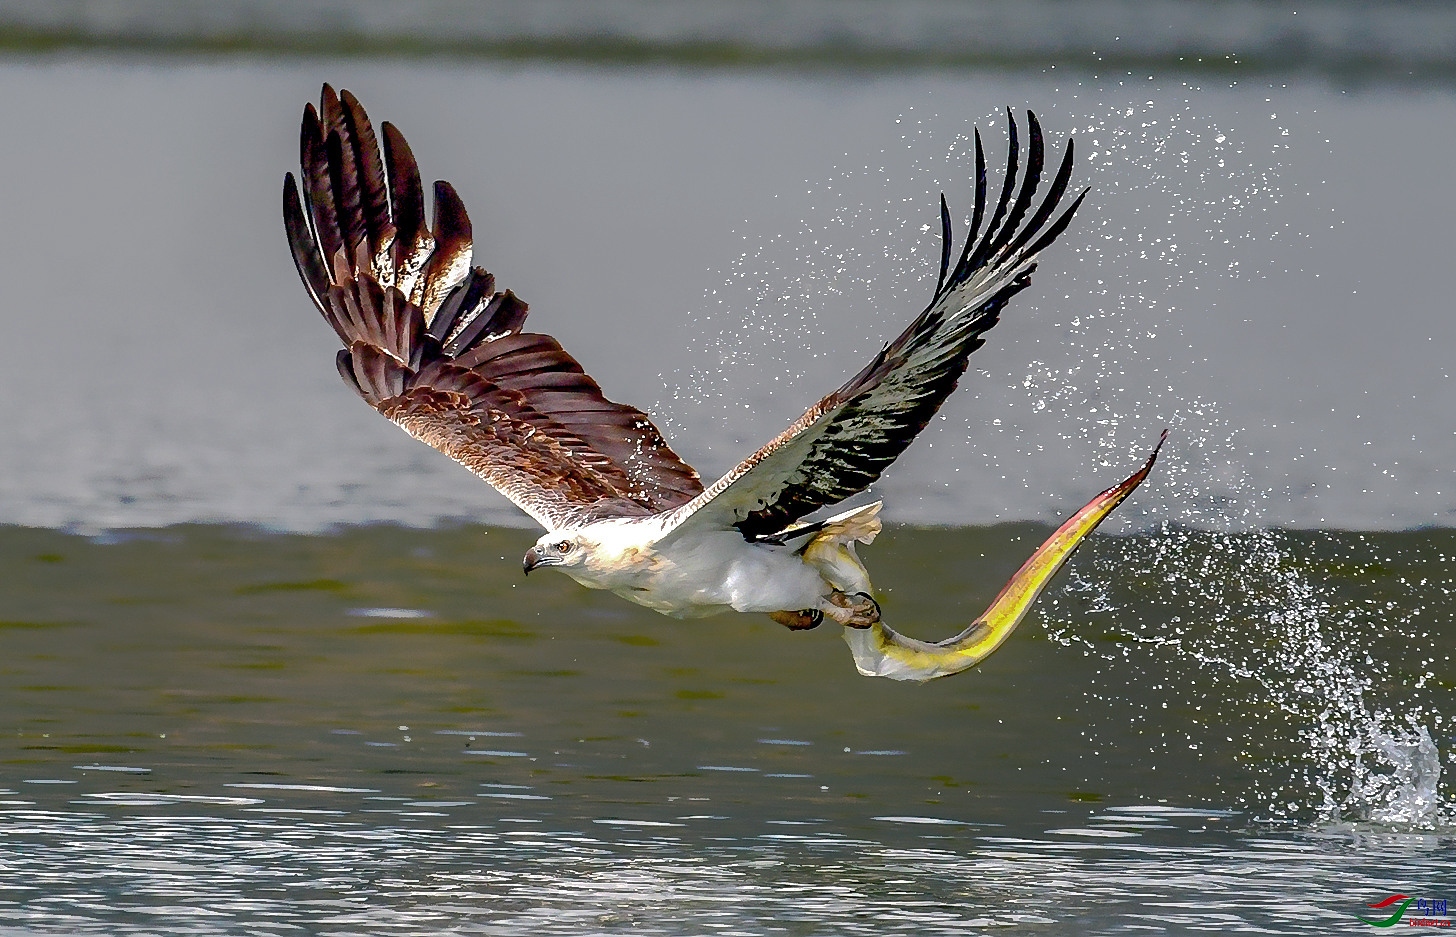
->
[2,805,1449,934]
[2,523,1453,932]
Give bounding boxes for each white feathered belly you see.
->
[573,530,829,618]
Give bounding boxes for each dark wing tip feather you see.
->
[300,100,320,149]
[951,128,988,285]
[1023,186,1087,260]
[283,172,330,312]
[935,193,953,295]
[338,89,390,235]
[961,110,1020,277]
[432,180,472,246]
[381,121,425,244]
[417,179,475,316]
[936,109,1081,303]
[335,349,364,396]
[299,103,344,265]
[993,109,1043,257]
[322,125,368,268]
[1007,133,1077,259]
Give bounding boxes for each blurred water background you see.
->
[0,2,1454,934]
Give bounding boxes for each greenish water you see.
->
[0,522,1451,933]
[4,522,1182,809]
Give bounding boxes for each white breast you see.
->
[574,525,829,619]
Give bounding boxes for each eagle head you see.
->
[523,532,587,575]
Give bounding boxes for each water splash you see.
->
[1001,83,1452,830]
[1069,522,1453,830]
[1358,725,1443,826]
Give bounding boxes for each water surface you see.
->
[1,523,1453,933]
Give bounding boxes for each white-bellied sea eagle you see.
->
[283,86,1163,682]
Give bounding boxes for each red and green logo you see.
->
[1358,895,1449,928]
[1359,895,1415,927]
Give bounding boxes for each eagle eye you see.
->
[555,540,572,553]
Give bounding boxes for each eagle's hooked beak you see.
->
[522,546,561,575]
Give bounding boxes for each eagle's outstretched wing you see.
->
[284,86,703,529]
[659,110,1084,543]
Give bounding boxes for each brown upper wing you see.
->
[658,111,1084,542]
[283,85,703,529]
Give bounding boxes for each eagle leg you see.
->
[822,590,881,629]
[768,609,823,631]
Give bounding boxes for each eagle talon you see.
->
[823,591,881,629]
[769,609,823,631]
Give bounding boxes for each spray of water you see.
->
[1057,519,1451,829]
[1025,82,1453,830]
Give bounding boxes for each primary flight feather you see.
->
[284,86,1160,677]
